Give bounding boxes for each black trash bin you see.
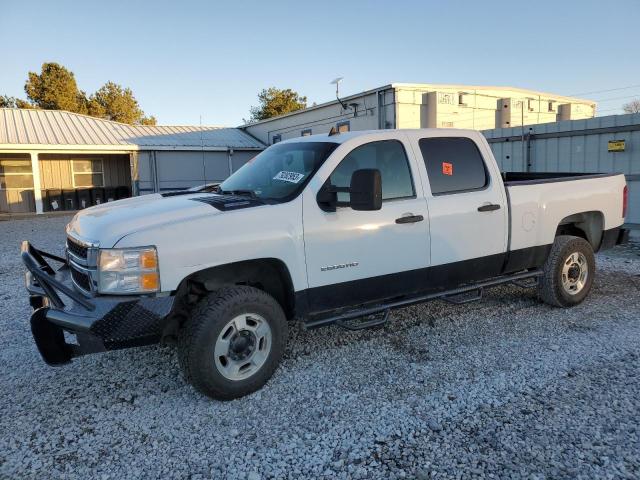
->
[62,189,78,211]
[104,187,117,202]
[44,189,63,212]
[76,189,92,209]
[115,185,131,200]
[91,187,105,206]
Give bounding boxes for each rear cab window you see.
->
[418,137,488,195]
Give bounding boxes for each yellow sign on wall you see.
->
[608,140,625,152]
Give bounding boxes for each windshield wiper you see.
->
[219,189,258,199]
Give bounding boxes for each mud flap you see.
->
[30,307,73,366]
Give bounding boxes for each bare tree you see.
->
[623,99,640,114]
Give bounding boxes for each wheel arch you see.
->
[182,258,297,320]
[555,210,605,250]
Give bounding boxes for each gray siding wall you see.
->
[483,113,640,225]
[138,149,260,193]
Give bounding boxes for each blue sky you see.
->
[1,0,639,126]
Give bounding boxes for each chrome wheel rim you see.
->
[214,313,272,381]
[561,252,588,295]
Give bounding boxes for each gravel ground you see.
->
[1,215,639,480]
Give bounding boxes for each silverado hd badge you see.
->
[321,262,359,272]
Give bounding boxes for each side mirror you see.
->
[349,169,382,211]
[316,168,382,212]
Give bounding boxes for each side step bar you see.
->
[304,270,543,330]
[336,310,390,331]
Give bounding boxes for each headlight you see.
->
[97,247,160,294]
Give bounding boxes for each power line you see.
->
[567,84,640,97]
[591,93,640,103]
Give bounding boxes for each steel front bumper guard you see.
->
[21,241,174,366]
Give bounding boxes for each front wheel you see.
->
[538,235,595,307]
[178,286,288,400]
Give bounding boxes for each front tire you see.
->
[178,286,287,400]
[538,235,595,307]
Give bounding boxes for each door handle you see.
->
[477,204,501,212]
[395,214,424,224]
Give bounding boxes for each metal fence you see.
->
[482,113,640,227]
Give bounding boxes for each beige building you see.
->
[241,83,596,145]
[0,109,264,214]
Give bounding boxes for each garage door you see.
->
[155,151,230,191]
[231,150,258,173]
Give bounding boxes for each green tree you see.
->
[24,62,87,113]
[249,87,307,122]
[0,95,16,107]
[88,81,156,125]
[139,115,157,125]
[0,95,34,109]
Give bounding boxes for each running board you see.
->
[336,310,390,331]
[443,288,483,304]
[304,270,543,330]
[511,277,539,288]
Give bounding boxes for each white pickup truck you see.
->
[22,128,628,400]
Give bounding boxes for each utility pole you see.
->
[521,100,525,171]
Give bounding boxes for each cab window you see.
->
[329,140,414,202]
[419,137,488,195]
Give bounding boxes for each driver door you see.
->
[302,137,430,313]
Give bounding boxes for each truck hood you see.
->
[66,193,219,247]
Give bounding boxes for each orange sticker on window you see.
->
[442,162,453,175]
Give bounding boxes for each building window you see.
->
[272,134,282,144]
[419,137,488,195]
[458,93,466,106]
[336,121,350,133]
[548,101,555,112]
[0,154,34,189]
[527,99,534,112]
[301,129,312,136]
[72,158,104,187]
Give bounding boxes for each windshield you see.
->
[219,142,339,201]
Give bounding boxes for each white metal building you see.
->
[241,83,596,145]
[0,109,265,214]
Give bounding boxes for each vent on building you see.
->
[441,121,454,128]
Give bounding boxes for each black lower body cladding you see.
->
[600,226,629,251]
[301,227,629,316]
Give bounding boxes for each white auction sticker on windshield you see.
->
[273,171,305,183]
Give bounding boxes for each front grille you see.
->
[70,266,92,292]
[67,237,88,259]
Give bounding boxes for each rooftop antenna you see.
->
[330,77,348,110]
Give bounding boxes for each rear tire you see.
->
[178,286,287,400]
[538,235,595,307]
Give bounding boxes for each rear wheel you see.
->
[178,286,287,400]
[538,235,595,307]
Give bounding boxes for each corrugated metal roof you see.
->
[0,108,265,150]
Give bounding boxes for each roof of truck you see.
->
[277,128,481,145]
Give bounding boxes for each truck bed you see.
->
[501,171,618,186]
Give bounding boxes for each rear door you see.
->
[302,134,430,313]
[408,131,507,286]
